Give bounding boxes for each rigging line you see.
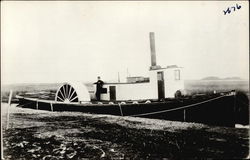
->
[129,95,230,117]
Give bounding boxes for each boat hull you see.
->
[17,94,236,127]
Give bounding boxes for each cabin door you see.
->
[109,86,116,101]
[157,72,165,100]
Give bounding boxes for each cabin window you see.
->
[157,72,164,80]
[174,70,180,80]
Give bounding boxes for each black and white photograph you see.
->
[1,1,249,159]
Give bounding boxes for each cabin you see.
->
[99,65,184,101]
[95,32,185,101]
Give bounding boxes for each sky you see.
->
[1,1,249,84]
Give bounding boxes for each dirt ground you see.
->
[2,103,249,159]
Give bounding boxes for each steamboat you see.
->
[17,32,238,127]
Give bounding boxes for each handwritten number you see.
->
[236,4,241,9]
[224,4,241,15]
[223,8,231,15]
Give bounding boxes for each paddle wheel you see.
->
[55,82,90,103]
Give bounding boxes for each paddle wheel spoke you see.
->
[58,92,64,100]
[65,84,69,98]
[62,85,66,98]
[68,85,72,99]
[70,95,78,102]
[59,89,65,99]
[69,90,76,100]
[57,96,64,102]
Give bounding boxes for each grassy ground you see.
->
[2,103,249,159]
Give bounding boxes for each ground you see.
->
[2,103,249,159]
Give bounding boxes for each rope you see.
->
[36,101,38,110]
[118,103,124,116]
[50,103,54,112]
[129,94,230,117]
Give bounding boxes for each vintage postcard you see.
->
[1,1,249,159]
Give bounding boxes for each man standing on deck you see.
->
[94,76,104,101]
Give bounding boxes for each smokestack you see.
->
[149,32,161,70]
[149,32,157,66]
